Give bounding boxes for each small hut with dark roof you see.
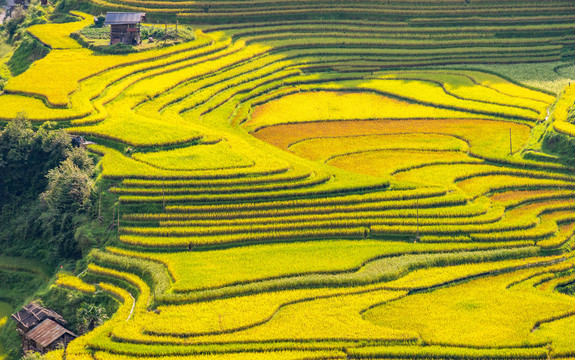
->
[104,12,146,45]
[11,303,77,354]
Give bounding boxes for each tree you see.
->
[76,303,107,334]
[39,156,95,259]
[0,115,70,204]
[40,158,94,215]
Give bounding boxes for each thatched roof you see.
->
[11,303,67,331]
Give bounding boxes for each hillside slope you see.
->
[1,2,575,360]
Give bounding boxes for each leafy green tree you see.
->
[0,115,69,204]
[76,302,107,334]
[40,157,94,215]
[39,155,94,259]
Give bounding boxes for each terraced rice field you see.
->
[3,1,575,359]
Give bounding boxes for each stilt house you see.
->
[11,303,77,354]
[104,12,146,45]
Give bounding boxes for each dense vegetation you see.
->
[0,115,114,360]
[0,116,99,262]
[0,0,575,360]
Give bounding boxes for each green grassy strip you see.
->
[0,256,52,280]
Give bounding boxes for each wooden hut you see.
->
[11,303,77,354]
[104,12,146,45]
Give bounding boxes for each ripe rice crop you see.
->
[326,149,480,178]
[119,228,369,247]
[359,78,543,121]
[394,163,575,188]
[120,167,312,188]
[93,350,347,360]
[43,350,64,360]
[125,196,489,222]
[244,91,493,132]
[131,141,255,171]
[107,242,537,294]
[489,189,575,206]
[56,273,96,293]
[152,246,536,305]
[66,283,134,359]
[372,197,575,242]
[112,173,330,196]
[381,255,564,290]
[4,10,575,358]
[379,70,551,116]
[157,205,502,228]
[117,289,415,344]
[288,133,469,161]
[251,118,531,162]
[118,173,389,203]
[144,283,401,336]
[165,186,450,213]
[146,207,503,236]
[138,53,294,120]
[27,12,94,49]
[5,31,220,106]
[90,338,354,357]
[551,84,575,137]
[90,145,291,180]
[348,345,547,359]
[537,222,575,249]
[455,69,556,103]
[364,266,575,347]
[73,108,206,147]
[0,94,91,121]
[87,264,150,316]
[456,174,575,198]
[5,48,121,107]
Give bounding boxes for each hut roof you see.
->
[104,12,146,25]
[26,319,76,348]
[11,303,67,330]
